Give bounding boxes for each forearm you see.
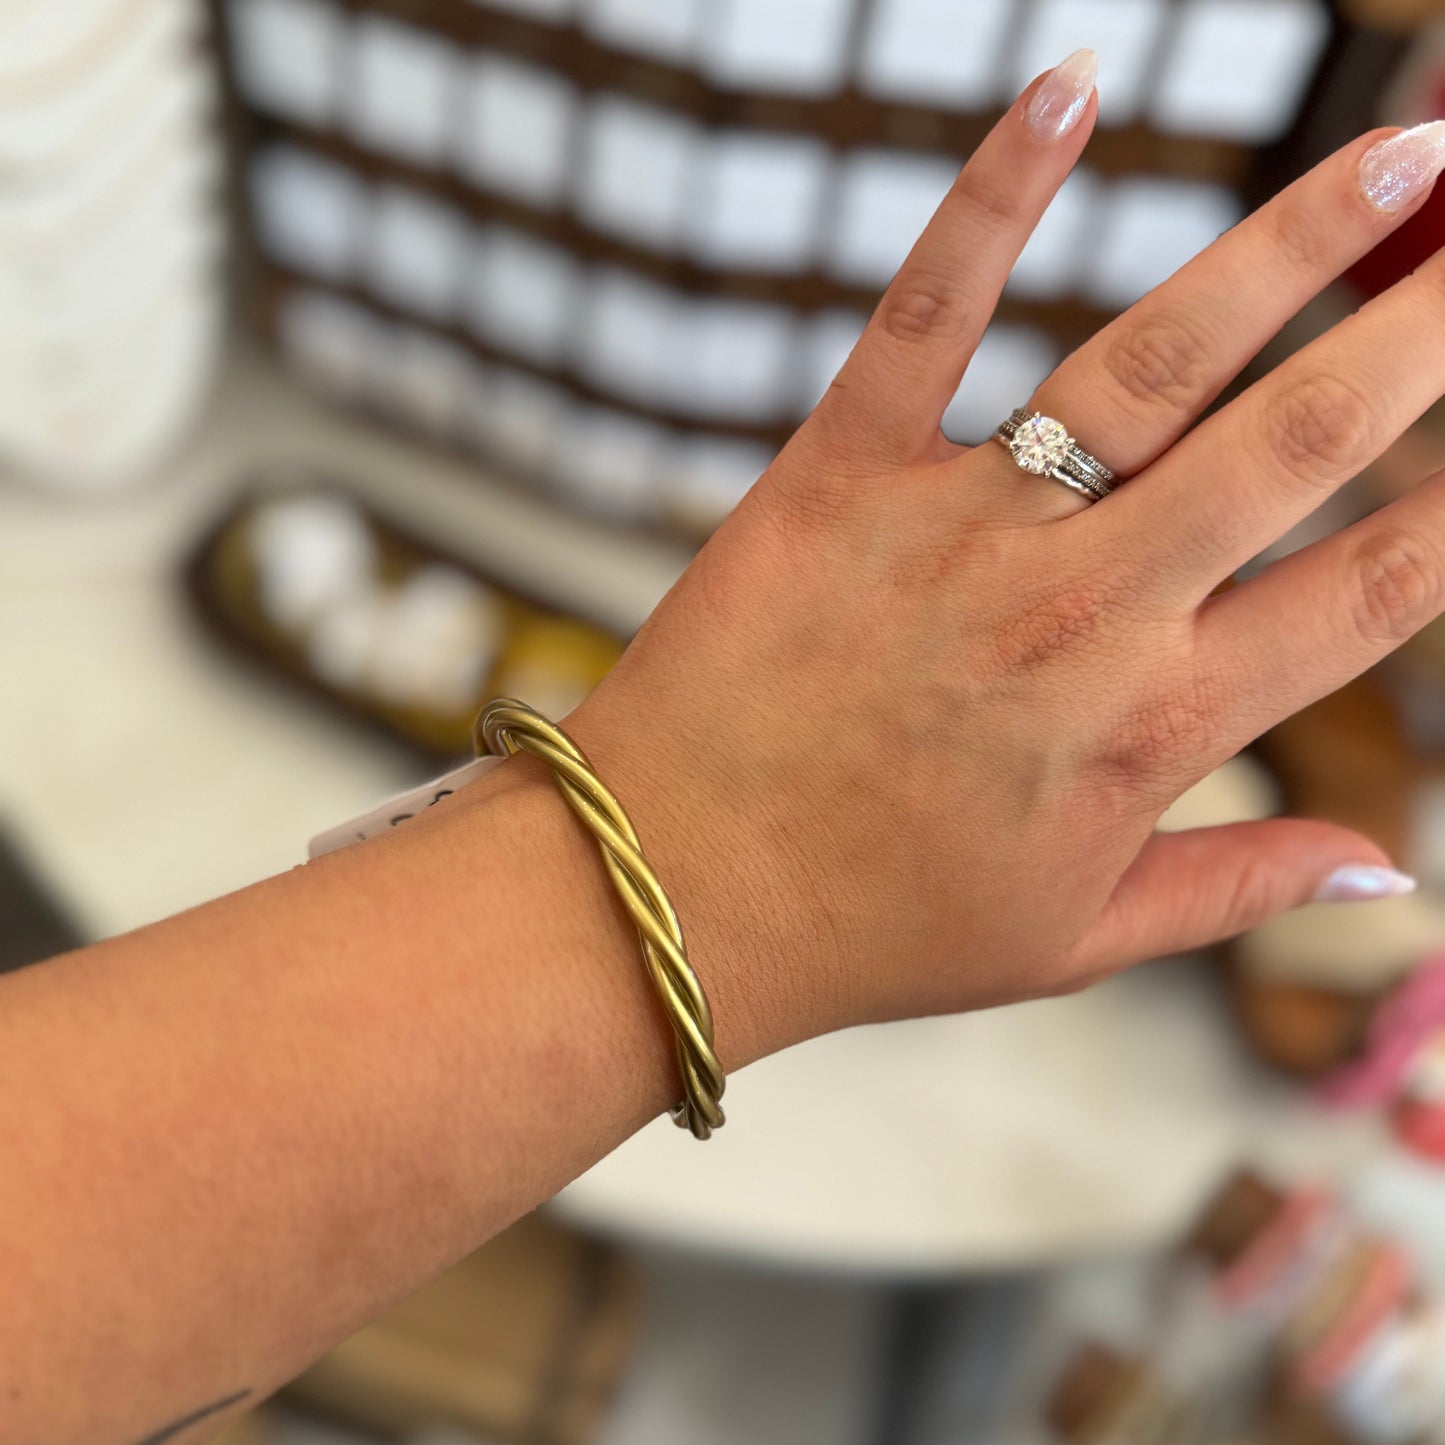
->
[0,740,757,1445]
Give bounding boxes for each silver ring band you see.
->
[994,409,1119,503]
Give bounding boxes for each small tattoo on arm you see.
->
[132,1388,252,1445]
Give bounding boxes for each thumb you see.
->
[1077,818,1416,975]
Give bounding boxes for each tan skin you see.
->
[5,63,1445,1444]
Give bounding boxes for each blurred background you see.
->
[7,0,1445,1442]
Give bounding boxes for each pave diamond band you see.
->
[994,409,1118,504]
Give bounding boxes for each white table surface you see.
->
[0,347,1385,1276]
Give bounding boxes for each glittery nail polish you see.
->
[1358,121,1445,213]
[1313,865,1418,903]
[1024,49,1098,143]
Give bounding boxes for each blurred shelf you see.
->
[0,341,686,942]
[250,111,1122,359]
[353,0,1261,186]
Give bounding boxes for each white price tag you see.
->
[307,755,502,859]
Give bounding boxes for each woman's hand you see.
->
[18,56,1445,1445]
[569,55,1445,1067]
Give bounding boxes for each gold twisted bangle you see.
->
[474,699,726,1140]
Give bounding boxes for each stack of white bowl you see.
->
[0,0,223,491]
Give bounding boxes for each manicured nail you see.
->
[1313,865,1418,903]
[1359,121,1445,213]
[1025,49,1098,143]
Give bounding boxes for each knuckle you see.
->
[1269,203,1336,277]
[1101,681,1221,795]
[874,274,973,346]
[990,572,1122,671]
[952,170,1023,228]
[1222,853,1280,932]
[1350,530,1443,644]
[1264,373,1378,492]
[886,512,1017,597]
[1100,309,1216,414]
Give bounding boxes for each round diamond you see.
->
[1009,415,1071,476]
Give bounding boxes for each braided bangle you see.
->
[474,699,726,1140]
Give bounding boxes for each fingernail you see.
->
[1024,49,1098,143]
[1358,121,1445,213]
[1313,864,1418,903]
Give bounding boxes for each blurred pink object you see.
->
[1318,954,1445,1110]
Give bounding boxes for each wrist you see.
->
[452,749,683,1119]
[555,696,806,1074]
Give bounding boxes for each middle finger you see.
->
[1025,124,1445,487]
[1102,162,1445,595]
